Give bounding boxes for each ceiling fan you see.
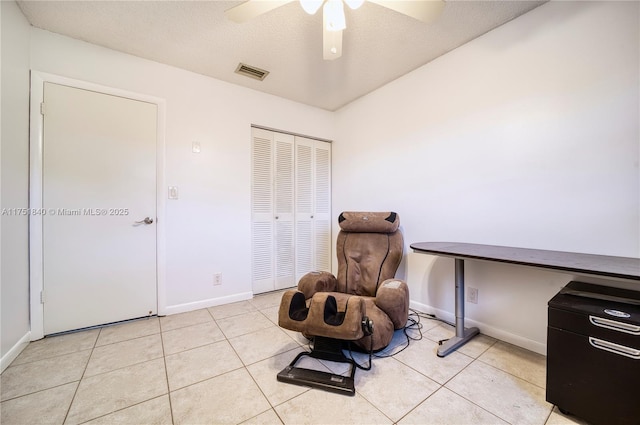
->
[225,0,445,60]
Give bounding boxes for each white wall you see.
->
[29,28,336,314]
[334,1,639,354]
[1,0,31,367]
[4,0,638,358]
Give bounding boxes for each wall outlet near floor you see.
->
[213,273,222,286]
[467,287,479,304]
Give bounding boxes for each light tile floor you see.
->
[1,290,590,425]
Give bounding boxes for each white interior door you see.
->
[42,82,157,335]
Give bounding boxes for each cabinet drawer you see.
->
[546,327,640,425]
[549,307,640,348]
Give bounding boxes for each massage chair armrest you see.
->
[297,271,338,299]
[375,279,410,329]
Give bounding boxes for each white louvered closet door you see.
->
[295,137,332,281]
[313,140,332,273]
[251,128,331,294]
[274,132,295,289]
[295,138,314,282]
[251,128,275,294]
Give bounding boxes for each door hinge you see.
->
[40,290,45,304]
[40,102,46,116]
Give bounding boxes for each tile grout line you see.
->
[185,308,268,422]
[61,327,101,425]
[440,357,513,425]
[393,382,445,424]
[542,405,555,425]
[390,337,502,425]
[442,355,553,425]
[353,384,399,425]
[0,381,79,405]
[66,317,172,423]
[164,309,247,394]
[74,343,166,380]
[368,321,491,424]
[4,303,557,425]
[473,355,548,391]
[220,301,297,424]
[93,327,161,349]
[158,319,176,425]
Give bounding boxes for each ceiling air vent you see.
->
[235,63,269,81]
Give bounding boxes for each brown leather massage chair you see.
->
[277,211,410,395]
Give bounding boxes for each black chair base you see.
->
[276,337,356,396]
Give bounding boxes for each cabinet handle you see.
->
[588,337,640,360]
[589,315,640,335]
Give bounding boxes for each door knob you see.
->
[135,217,154,225]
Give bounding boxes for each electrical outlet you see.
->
[467,287,478,304]
[213,273,222,286]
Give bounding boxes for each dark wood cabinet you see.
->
[547,282,640,425]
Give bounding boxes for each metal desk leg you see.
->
[437,258,479,357]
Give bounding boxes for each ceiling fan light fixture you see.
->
[225,0,447,61]
[344,0,365,10]
[299,0,324,15]
[324,0,346,31]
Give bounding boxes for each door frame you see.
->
[29,71,167,340]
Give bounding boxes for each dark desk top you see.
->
[410,242,640,282]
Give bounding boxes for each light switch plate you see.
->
[168,186,179,200]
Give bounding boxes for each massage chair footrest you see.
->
[276,338,356,396]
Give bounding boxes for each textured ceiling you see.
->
[17,0,546,111]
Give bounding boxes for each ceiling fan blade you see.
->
[367,0,445,23]
[225,0,296,23]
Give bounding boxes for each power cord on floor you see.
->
[346,338,373,371]
[346,309,455,365]
[409,309,456,346]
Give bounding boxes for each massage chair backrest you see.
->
[336,211,403,297]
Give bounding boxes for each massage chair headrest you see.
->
[338,211,399,233]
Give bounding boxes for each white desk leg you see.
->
[437,258,479,357]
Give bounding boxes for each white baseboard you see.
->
[162,292,254,316]
[409,300,547,356]
[1,331,31,373]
